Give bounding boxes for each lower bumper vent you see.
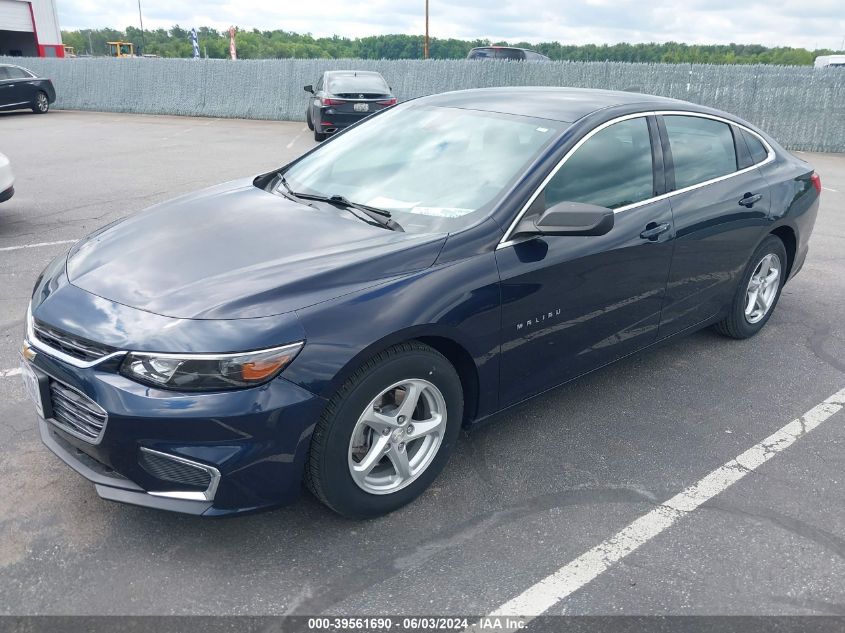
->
[139,448,213,489]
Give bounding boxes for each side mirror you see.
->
[514,201,614,237]
[304,84,314,93]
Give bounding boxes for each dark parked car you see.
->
[0,64,55,114]
[304,70,396,141]
[22,88,819,519]
[467,46,550,61]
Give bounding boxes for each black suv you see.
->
[467,46,550,61]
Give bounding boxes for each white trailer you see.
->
[814,55,845,68]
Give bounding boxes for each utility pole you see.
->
[424,0,429,59]
[137,0,146,55]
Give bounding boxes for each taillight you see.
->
[321,97,345,106]
[810,173,821,193]
[377,98,397,106]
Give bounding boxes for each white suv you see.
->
[0,152,14,203]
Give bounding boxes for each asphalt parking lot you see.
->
[1,110,844,617]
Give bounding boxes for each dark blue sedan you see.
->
[21,88,820,518]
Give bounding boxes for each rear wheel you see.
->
[305,109,314,130]
[306,342,463,519]
[314,128,327,142]
[31,92,49,114]
[714,235,787,339]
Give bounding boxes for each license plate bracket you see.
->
[20,361,52,419]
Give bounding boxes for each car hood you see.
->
[67,178,447,319]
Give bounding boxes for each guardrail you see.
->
[2,57,843,152]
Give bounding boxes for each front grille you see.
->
[33,320,115,362]
[139,449,213,489]
[49,381,107,442]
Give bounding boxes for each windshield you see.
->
[282,104,560,233]
[468,47,526,60]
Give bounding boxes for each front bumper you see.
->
[27,342,326,517]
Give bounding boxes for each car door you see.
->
[495,115,675,407]
[655,113,772,339]
[2,66,34,106]
[0,67,17,108]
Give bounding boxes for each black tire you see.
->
[31,92,49,114]
[714,235,788,339]
[314,129,327,142]
[306,341,463,519]
[306,109,314,131]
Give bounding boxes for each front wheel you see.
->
[32,92,49,114]
[306,342,463,519]
[714,235,787,339]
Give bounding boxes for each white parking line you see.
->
[0,239,76,253]
[285,127,309,149]
[823,187,838,193]
[1,367,21,378]
[483,387,845,621]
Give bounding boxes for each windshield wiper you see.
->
[277,176,403,232]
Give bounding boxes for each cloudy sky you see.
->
[58,0,845,50]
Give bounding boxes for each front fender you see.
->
[285,252,502,421]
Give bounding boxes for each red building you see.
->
[0,0,64,58]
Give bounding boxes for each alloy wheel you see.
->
[745,253,781,324]
[36,93,48,112]
[348,378,447,495]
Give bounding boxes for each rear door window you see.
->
[5,66,28,79]
[545,117,655,210]
[663,115,738,189]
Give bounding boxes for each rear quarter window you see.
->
[741,129,770,165]
[664,116,738,189]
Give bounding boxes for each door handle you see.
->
[640,222,671,241]
[738,192,763,207]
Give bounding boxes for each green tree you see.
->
[59,27,842,63]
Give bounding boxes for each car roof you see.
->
[420,87,694,123]
[325,70,384,78]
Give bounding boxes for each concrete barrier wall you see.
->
[2,57,843,152]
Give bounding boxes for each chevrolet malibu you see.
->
[21,88,820,518]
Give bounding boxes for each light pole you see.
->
[424,0,429,59]
[137,0,146,55]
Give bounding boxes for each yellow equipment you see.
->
[107,41,135,58]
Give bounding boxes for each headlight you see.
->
[119,343,303,391]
